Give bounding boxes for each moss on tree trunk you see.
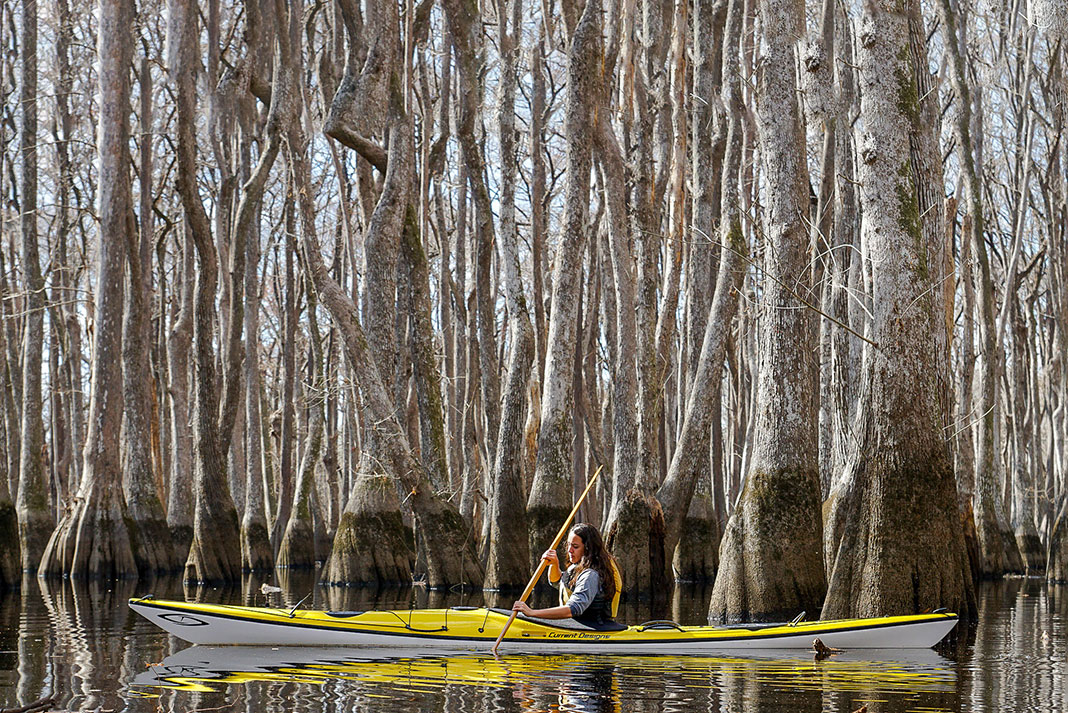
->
[323,473,414,587]
[241,520,273,572]
[605,491,667,598]
[710,468,825,623]
[672,490,719,584]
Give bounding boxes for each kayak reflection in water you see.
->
[511,523,624,630]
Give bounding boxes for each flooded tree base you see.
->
[672,494,720,584]
[710,468,825,624]
[40,495,137,580]
[323,475,416,587]
[605,491,667,597]
[0,502,19,588]
[1015,532,1045,573]
[412,491,484,590]
[128,515,180,576]
[240,520,273,572]
[184,507,241,584]
[277,518,316,569]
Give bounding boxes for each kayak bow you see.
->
[129,597,957,651]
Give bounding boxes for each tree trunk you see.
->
[241,178,272,573]
[292,11,480,586]
[1048,497,1068,583]
[121,49,177,575]
[482,0,534,591]
[170,0,241,583]
[527,0,600,564]
[0,443,16,587]
[38,0,137,580]
[15,0,50,574]
[935,0,1021,579]
[821,0,973,619]
[166,231,194,555]
[709,0,824,624]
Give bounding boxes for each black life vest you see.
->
[560,564,621,626]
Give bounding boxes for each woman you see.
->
[512,523,622,628]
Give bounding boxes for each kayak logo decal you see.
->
[159,613,210,627]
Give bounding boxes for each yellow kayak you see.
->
[129,597,957,651]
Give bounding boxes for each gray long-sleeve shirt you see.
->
[560,565,601,617]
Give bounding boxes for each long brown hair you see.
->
[570,523,616,602]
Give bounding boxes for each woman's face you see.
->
[566,533,585,564]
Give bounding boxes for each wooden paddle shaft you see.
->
[492,465,603,653]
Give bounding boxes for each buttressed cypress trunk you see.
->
[482,0,533,592]
[293,4,479,588]
[821,0,973,619]
[170,0,241,583]
[16,0,51,574]
[527,0,601,568]
[708,0,825,624]
[658,0,744,586]
[38,0,138,580]
[315,0,417,584]
[121,51,178,575]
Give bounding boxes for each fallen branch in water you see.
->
[812,637,842,660]
[0,694,57,713]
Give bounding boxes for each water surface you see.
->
[0,575,1063,712]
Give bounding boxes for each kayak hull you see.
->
[129,598,957,651]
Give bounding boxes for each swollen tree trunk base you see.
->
[671,491,719,584]
[323,475,414,587]
[39,491,137,580]
[18,511,53,575]
[241,520,273,572]
[412,489,484,590]
[0,501,19,587]
[822,458,975,620]
[960,501,982,583]
[709,468,825,624]
[483,536,530,591]
[169,525,193,563]
[605,491,667,597]
[527,503,572,572]
[975,512,1024,577]
[277,519,316,569]
[1047,499,1068,583]
[128,515,180,575]
[1015,530,1045,573]
[184,508,242,584]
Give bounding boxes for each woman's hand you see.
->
[541,549,559,567]
[512,601,533,616]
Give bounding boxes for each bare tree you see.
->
[822,0,973,618]
[169,0,241,583]
[709,0,824,623]
[38,0,138,579]
[527,0,600,564]
[15,0,50,574]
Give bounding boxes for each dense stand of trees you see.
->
[1,0,1067,620]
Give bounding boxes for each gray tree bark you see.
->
[121,49,177,575]
[38,0,137,580]
[709,0,824,623]
[482,0,534,591]
[15,0,50,574]
[527,0,600,565]
[170,0,241,583]
[822,0,973,619]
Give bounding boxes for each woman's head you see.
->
[568,523,616,601]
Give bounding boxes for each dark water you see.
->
[0,574,1063,712]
